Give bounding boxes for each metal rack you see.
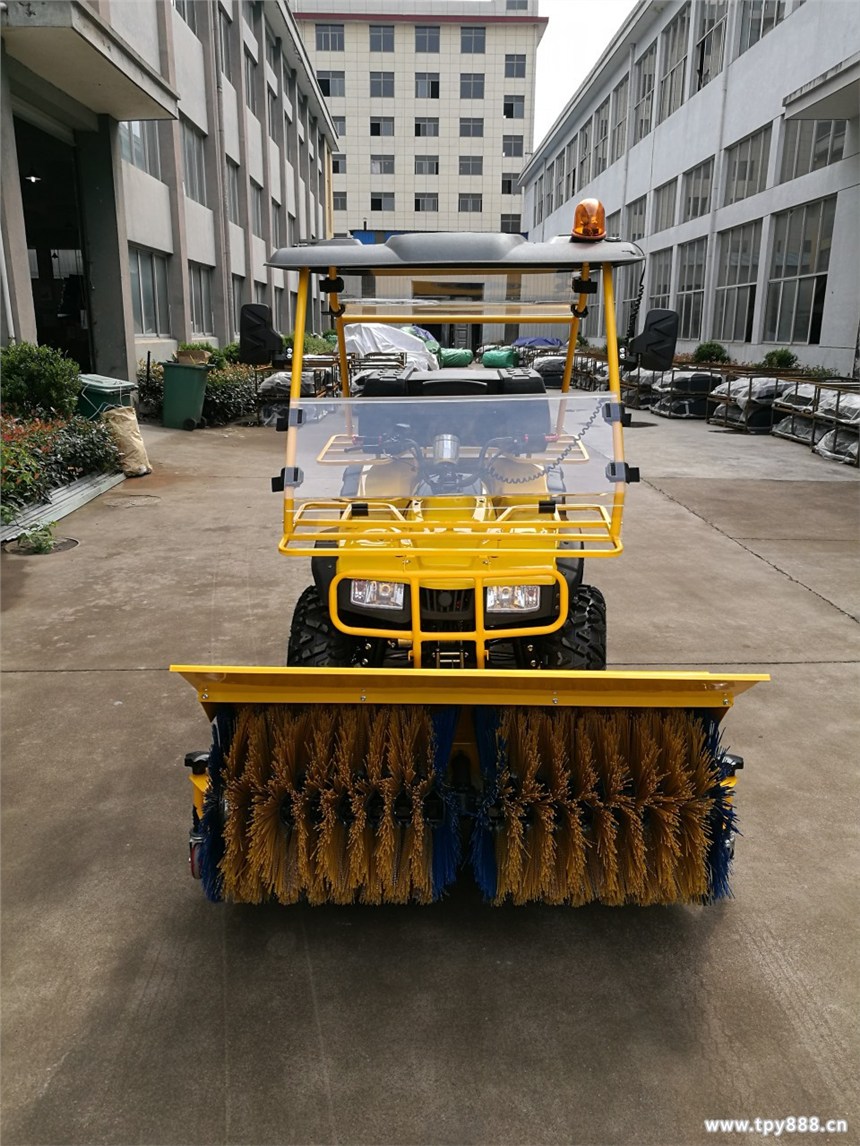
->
[772,379,859,466]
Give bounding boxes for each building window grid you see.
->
[172,0,198,36]
[461,27,486,53]
[554,153,565,206]
[738,0,785,56]
[250,182,264,236]
[501,171,518,195]
[694,2,727,91]
[318,71,345,98]
[267,89,280,142]
[189,261,214,335]
[764,196,835,344]
[370,191,395,211]
[219,10,232,81]
[332,153,347,174]
[677,237,708,340]
[460,73,485,99]
[181,120,207,205]
[633,42,656,143]
[577,123,591,189]
[120,121,161,179]
[609,75,629,164]
[533,175,544,225]
[648,248,673,311]
[658,4,690,125]
[231,275,244,338]
[459,155,483,176]
[332,115,346,136]
[780,119,846,182]
[333,191,347,211]
[315,23,344,51]
[369,72,394,98]
[724,126,771,205]
[226,160,241,224]
[416,155,440,175]
[592,98,610,176]
[415,194,438,212]
[415,26,440,53]
[626,196,647,241]
[714,219,762,342]
[504,94,525,119]
[502,135,523,157]
[501,214,521,233]
[653,179,677,232]
[416,118,440,138]
[544,161,554,218]
[505,54,526,78]
[369,25,394,52]
[416,72,440,99]
[565,139,576,199]
[244,52,258,114]
[129,246,170,336]
[370,154,394,174]
[265,28,279,71]
[370,117,394,136]
[682,157,714,221]
[459,193,483,213]
[460,118,484,138]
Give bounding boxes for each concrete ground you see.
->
[1,411,858,1146]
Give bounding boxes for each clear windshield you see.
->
[287,393,619,504]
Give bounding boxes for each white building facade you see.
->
[293,0,545,239]
[1,0,337,378]
[520,0,860,375]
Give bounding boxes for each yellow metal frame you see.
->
[279,261,625,649]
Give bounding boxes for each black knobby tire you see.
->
[540,585,607,670]
[287,585,361,667]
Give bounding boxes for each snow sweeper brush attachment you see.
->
[173,666,766,907]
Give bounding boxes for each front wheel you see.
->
[539,585,607,670]
[287,585,363,667]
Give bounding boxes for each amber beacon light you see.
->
[571,198,606,241]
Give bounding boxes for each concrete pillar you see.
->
[1,48,38,344]
[75,116,136,380]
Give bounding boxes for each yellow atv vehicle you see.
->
[172,200,767,907]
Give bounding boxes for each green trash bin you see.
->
[77,374,138,420]
[161,362,208,430]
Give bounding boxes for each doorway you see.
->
[15,118,92,372]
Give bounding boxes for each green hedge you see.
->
[1,414,121,522]
[135,360,258,425]
[1,342,82,418]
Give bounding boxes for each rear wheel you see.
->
[287,585,362,667]
[539,585,607,670]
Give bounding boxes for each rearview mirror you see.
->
[239,303,283,366]
[628,309,679,372]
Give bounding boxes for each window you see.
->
[461,27,485,53]
[333,191,347,211]
[682,157,713,220]
[503,135,523,157]
[232,276,244,337]
[507,0,528,8]
[738,0,785,56]
[370,72,394,98]
[501,214,522,233]
[780,120,846,181]
[648,248,673,311]
[416,73,440,99]
[254,281,267,306]
[626,196,647,241]
[369,24,394,51]
[460,155,483,176]
[658,4,689,125]
[315,23,344,51]
[533,174,544,224]
[460,118,484,138]
[189,261,214,335]
[271,200,282,247]
[592,99,610,175]
[219,10,233,81]
[370,191,395,212]
[250,182,264,236]
[544,162,554,218]
[504,94,525,119]
[370,154,394,174]
[765,196,835,344]
[714,220,761,341]
[577,123,591,188]
[331,153,347,174]
[181,120,206,205]
[609,76,628,165]
[172,0,198,36]
[267,89,280,142]
[318,71,345,98]
[415,26,440,53]
[505,54,526,78]
[677,238,708,339]
[724,126,771,204]
[370,116,394,136]
[415,194,438,212]
[415,117,440,137]
[265,28,279,71]
[501,171,518,195]
[242,1,256,29]
[332,115,346,136]
[459,193,483,213]
[461,73,485,99]
[244,52,258,114]
[633,42,656,143]
[274,286,284,332]
[653,179,677,232]
[128,246,170,335]
[415,155,439,175]
[694,1,727,90]
[565,139,576,199]
[226,160,241,224]
[555,157,566,207]
[119,121,161,179]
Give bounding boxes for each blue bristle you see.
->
[704,716,740,903]
[198,708,232,903]
[468,707,505,901]
[429,707,461,899]
[469,798,498,901]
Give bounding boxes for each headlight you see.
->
[350,579,405,610]
[486,585,541,613]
